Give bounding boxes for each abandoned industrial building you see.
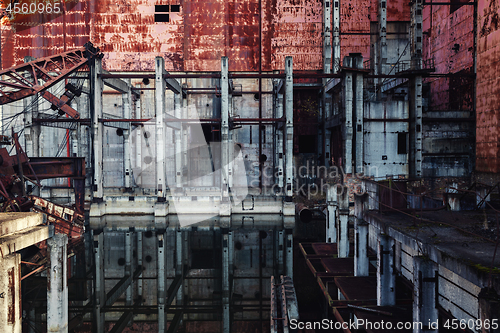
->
[0,0,499,332]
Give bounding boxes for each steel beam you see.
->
[93,232,105,333]
[222,231,231,333]
[92,57,104,199]
[157,233,166,333]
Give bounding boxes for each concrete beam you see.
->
[0,253,21,333]
[0,226,52,257]
[47,234,68,333]
[0,212,44,237]
[102,70,137,97]
[164,74,182,95]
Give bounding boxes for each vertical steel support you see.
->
[286,230,293,279]
[155,57,167,198]
[326,186,338,243]
[344,71,353,175]
[92,58,104,199]
[355,70,364,174]
[125,231,133,306]
[174,92,182,188]
[222,231,231,333]
[285,57,294,199]
[157,233,166,333]
[323,0,332,74]
[181,88,189,180]
[410,0,423,178]
[123,80,132,189]
[0,253,21,333]
[354,193,369,276]
[47,234,68,333]
[93,232,105,333]
[322,0,332,166]
[337,186,349,257]
[413,256,438,333]
[24,56,40,160]
[377,234,396,306]
[221,57,230,198]
[333,0,340,73]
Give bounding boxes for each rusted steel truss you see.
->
[0,42,100,118]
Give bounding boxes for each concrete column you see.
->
[410,0,423,178]
[377,234,396,306]
[332,0,340,73]
[322,0,332,168]
[47,234,68,333]
[337,186,349,258]
[276,92,284,190]
[324,129,331,167]
[379,0,387,75]
[412,256,438,333]
[125,231,133,306]
[174,92,182,188]
[326,186,338,243]
[155,57,167,199]
[277,230,284,275]
[221,57,230,198]
[286,229,293,278]
[92,58,104,199]
[158,233,166,333]
[355,69,364,175]
[175,229,183,317]
[93,232,105,333]
[354,193,369,276]
[182,91,189,182]
[123,80,132,189]
[222,231,230,333]
[344,71,353,175]
[137,232,143,300]
[0,253,21,333]
[285,57,294,199]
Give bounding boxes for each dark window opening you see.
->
[398,132,408,154]
[191,249,215,269]
[298,135,316,154]
[202,124,221,143]
[171,5,180,12]
[155,5,170,12]
[450,0,467,13]
[154,14,169,22]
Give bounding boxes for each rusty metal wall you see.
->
[476,0,500,173]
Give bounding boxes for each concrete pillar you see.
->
[276,92,284,190]
[332,0,340,73]
[175,229,183,324]
[157,233,166,333]
[326,186,338,244]
[123,79,132,189]
[285,57,294,199]
[354,193,369,276]
[410,0,423,178]
[324,129,331,167]
[137,232,143,300]
[93,232,105,333]
[0,253,21,333]
[412,256,438,333]
[221,57,230,198]
[174,92,182,188]
[92,58,104,199]
[322,0,332,168]
[344,71,353,175]
[125,231,133,306]
[182,91,189,184]
[337,186,349,258]
[355,68,364,175]
[377,234,395,306]
[155,57,167,199]
[47,234,68,333]
[286,229,293,278]
[222,231,230,333]
[378,0,387,75]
